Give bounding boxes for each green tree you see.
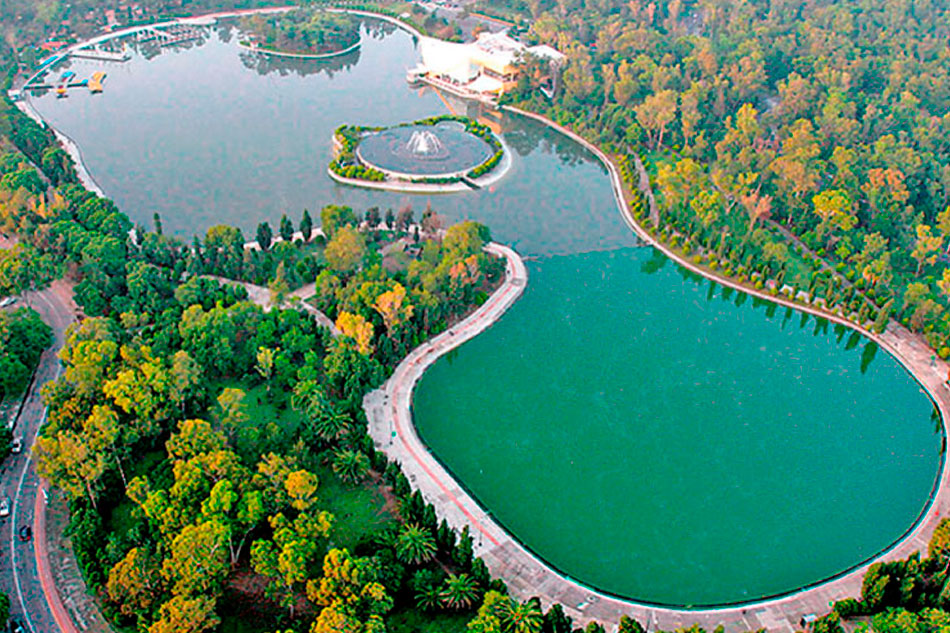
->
[325,226,366,273]
[279,214,294,242]
[300,208,314,241]
[331,448,369,483]
[161,519,230,596]
[107,547,161,620]
[443,221,490,257]
[395,523,437,565]
[307,548,393,633]
[441,573,479,610]
[812,189,856,241]
[257,221,273,251]
[148,594,220,633]
[251,510,333,616]
[321,205,357,238]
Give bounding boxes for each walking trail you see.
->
[201,275,339,336]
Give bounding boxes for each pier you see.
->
[71,48,130,62]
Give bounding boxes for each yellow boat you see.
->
[88,71,106,93]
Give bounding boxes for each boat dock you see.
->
[55,71,75,97]
[71,47,130,62]
[134,24,203,46]
[88,71,106,93]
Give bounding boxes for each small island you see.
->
[329,115,509,192]
[239,8,360,58]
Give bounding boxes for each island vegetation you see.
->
[330,115,504,186]
[240,8,360,57]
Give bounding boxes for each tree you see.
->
[251,510,333,616]
[256,221,273,251]
[395,523,437,565]
[617,615,645,633]
[161,519,230,596]
[331,448,369,483]
[911,224,943,275]
[148,594,220,633]
[373,283,414,334]
[770,119,824,220]
[468,591,509,633]
[321,205,357,238]
[499,599,543,633]
[107,547,161,619]
[279,214,294,242]
[929,518,950,557]
[635,90,677,149]
[307,548,393,631]
[396,205,414,232]
[335,311,374,355]
[300,208,314,241]
[256,346,276,390]
[444,221,490,257]
[441,573,479,609]
[35,429,104,507]
[325,226,366,273]
[365,206,381,229]
[216,388,248,442]
[812,189,856,241]
[269,261,290,307]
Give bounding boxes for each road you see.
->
[0,281,76,633]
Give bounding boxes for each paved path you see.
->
[0,280,81,633]
[366,105,950,632]
[202,275,339,336]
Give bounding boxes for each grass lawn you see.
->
[210,380,304,459]
[315,462,395,552]
[105,449,166,537]
[387,608,471,633]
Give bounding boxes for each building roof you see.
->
[468,74,504,94]
[419,37,480,81]
[526,44,566,63]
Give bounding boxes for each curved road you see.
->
[0,282,76,633]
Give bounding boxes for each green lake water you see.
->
[29,19,944,606]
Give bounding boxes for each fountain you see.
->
[406,130,444,156]
[353,120,498,179]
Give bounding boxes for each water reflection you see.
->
[238,46,361,78]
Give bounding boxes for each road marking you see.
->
[11,405,47,633]
[11,289,67,633]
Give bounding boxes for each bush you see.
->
[833,598,865,618]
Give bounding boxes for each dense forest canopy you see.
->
[496,0,950,350]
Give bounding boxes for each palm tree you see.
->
[332,448,369,483]
[440,573,479,610]
[311,406,351,442]
[415,583,443,611]
[395,523,437,565]
[499,598,542,633]
[291,379,325,412]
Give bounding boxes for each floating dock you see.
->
[55,71,75,97]
[88,71,106,93]
[71,47,130,62]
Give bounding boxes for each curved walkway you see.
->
[327,7,424,39]
[364,102,950,633]
[200,275,340,335]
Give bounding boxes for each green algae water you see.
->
[29,19,943,606]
